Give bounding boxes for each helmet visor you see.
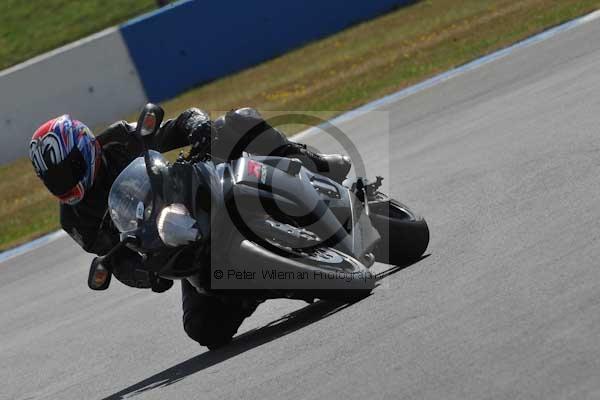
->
[40,146,87,197]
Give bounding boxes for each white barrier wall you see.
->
[0,28,147,163]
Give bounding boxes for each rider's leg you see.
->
[181,280,256,348]
[277,141,352,184]
[213,108,351,182]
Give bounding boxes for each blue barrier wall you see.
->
[120,0,412,102]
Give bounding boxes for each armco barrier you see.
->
[0,28,147,163]
[120,0,412,102]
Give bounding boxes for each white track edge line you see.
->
[0,230,67,264]
[292,8,600,141]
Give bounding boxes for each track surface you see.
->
[3,18,600,400]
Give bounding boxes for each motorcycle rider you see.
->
[28,106,351,348]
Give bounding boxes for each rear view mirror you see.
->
[88,257,112,290]
[136,103,165,137]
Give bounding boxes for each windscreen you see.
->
[108,151,166,233]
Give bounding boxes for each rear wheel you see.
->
[369,199,429,265]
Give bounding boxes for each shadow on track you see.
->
[103,257,427,400]
[375,254,429,281]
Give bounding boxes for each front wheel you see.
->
[369,199,429,265]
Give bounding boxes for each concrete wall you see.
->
[0,28,146,163]
[0,0,412,163]
[121,0,412,102]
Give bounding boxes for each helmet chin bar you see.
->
[156,203,199,247]
[57,183,85,205]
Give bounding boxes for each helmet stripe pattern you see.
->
[29,115,100,204]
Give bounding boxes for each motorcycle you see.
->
[88,104,429,302]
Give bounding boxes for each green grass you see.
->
[2,0,600,252]
[160,0,600,115]
[0,0,158,70]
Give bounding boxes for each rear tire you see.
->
[369,200,429,265]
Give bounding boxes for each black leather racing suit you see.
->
[61,109,205,256]
[62,107,350,347]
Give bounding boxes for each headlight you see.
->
[156,204,199,247]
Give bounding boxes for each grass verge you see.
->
[2,0,600,252]
[0,0,159,71]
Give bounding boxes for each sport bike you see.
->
[88,104,429,302]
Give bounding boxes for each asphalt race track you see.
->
[3,17,600,400]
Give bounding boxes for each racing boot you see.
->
[214,108,351,182]
[281,142,351,183]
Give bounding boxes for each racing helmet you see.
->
[29,115,101,205]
